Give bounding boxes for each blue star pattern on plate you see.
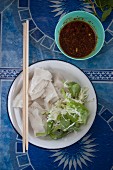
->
[49,134,98,170]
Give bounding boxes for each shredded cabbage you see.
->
[36,81,89,139]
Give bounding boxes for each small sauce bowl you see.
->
[55,11,105,60]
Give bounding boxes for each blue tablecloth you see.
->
[0,0,113,170]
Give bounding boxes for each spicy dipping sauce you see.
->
[59,20,97,58]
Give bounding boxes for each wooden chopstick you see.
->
[25,20,29,151]
[22,20,29,153]
[22,22,26,153]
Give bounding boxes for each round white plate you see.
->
[8,60,97,149]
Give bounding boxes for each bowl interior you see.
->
[55,11,105,60]
[8,60,97,149]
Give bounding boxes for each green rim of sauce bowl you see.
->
[55,11,105,60]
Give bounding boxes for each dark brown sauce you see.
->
[59,21,97,58]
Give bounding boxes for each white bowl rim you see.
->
[8,59,97,149]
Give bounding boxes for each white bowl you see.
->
[8,60,97,149]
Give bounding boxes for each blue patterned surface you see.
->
[0,0,113,170]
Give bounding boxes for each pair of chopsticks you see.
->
[22,20,29,153]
